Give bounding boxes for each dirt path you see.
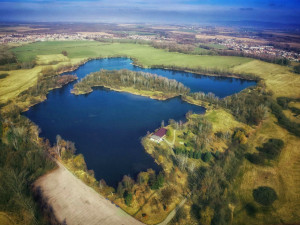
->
[156,198,187,225]
[34,161,144,225]
[164,130,176,148]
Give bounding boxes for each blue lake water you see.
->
[24,58,255,186]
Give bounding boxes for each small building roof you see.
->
[153,128,167,138]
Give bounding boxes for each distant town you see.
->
[1,24,299,62]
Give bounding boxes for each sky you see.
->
[0,0,300,26]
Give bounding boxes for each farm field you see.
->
[11,41,251,68]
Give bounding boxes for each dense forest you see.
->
[0,111,56,224]
[0,64,79,224]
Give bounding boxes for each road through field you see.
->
[34,161,144,225]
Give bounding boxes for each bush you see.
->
[166,129,171,137]
[61,50,68,56]
[202,152,212,162]
[277,97,291,109]
[270,101,300,137]
[0,73,9,79]
[150,172,164,190]
[245,153,265,165]
[253,186,277,206]
[123,191,133,206]
[294,64,300,74]
[256,139,284,160]
[245,203,258,217]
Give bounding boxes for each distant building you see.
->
[150,128,167,143]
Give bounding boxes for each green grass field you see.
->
[36,53,70,65]
[233,60,300,98]
[192,47,210,55]
[12,41,250,68]
[199,43,227,50]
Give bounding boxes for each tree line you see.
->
[190,85,269,126]
[149,41,291,66]
[0,45,35,70]
[149,64,259,81]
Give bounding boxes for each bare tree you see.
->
[188,162,196,174]
[56,135,62,158]
[176,155,188,170]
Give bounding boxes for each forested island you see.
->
[71,69,190,100]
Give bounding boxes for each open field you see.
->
[0,212,15,225]
[34,161,144,225]
[283,109,300,123]
[204,109,247,133]
[11,41,251,68]
[0,66,43,103]
[0,60,80,104]
[233,60,300,98]
[233,113,300,225]
[36,54,70,65]
[289,101,300,109]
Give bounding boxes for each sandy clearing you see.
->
[34,161,144,225]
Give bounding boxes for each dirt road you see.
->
[34,161,144,225]
[156,198,187,225]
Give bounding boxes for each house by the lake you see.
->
[150,128,167,143]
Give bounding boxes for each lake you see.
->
[24,58,255,186]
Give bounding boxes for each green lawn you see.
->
[192,47,210,55]
[204,43,227,50]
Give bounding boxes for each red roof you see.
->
[153,128,167,138]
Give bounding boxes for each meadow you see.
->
[11,41,250,68]
[233,113,300,225]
